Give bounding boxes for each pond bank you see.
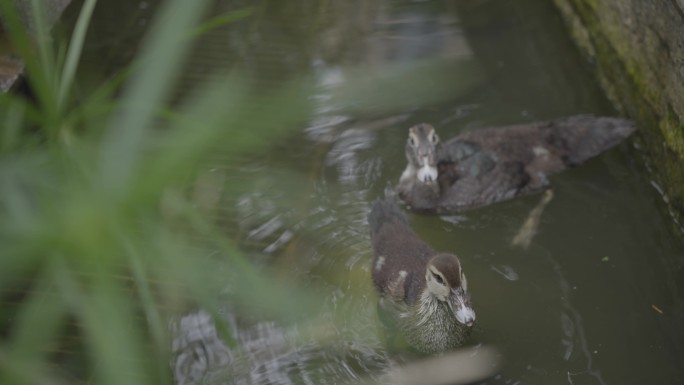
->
[552,0,684,235]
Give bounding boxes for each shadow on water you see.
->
[67,0,684,383]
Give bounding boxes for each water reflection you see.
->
[491,265,519,281]
[155,0,684,384]
[171,308,391,385]
[172,311,234,385]
[545,249,607,385]
[325,128,376,185]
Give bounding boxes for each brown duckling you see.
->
[369,198,475,353]
[397,115,636,214]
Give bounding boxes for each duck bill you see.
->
[448,287,476,327]
[416,156,438,183]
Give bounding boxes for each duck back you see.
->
[368,199,431,304]
[451,115,636,173]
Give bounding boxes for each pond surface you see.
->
[77,0,684,384]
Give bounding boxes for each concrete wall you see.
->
[553,0,684,231]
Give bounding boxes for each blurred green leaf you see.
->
[329,57,483,115]
[191,7,254,38]
[4,269,66,364]
[0,0,321,384]
[0,348,68,385]
[0,98,28,151]
[98,0,211,198]
[54,261,157,385]
[134,75,312,201]
[57,0,98,108]
[162,190,323,322]
[0,1,57,124]
[29,0,55,79]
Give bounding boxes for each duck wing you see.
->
[368,199,429,304]
[449,115,635,175]
[438,160,540,212]
[431,115,635,211]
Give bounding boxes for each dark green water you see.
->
[75,0,684,384]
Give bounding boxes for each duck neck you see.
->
[415,290,445,326]
[400,163,417,185]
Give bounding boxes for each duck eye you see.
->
[432,272,445,285]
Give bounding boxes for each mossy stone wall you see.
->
[553,0,684,231]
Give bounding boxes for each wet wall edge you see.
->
[552,0,684,240]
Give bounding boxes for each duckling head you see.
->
[406,123,440,184]
[425,253,476,327]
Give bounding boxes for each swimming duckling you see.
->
[369,198,475,353]
[398,115,636,214]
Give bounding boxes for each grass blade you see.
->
[98,0,210,197]
[57,0,98,108]
[191,7,253,38]
[0,0,56,124]
[0,268,67,385]
[29,0,56,88]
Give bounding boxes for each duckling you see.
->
[368,198,475,353]
[397,115,636,214]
